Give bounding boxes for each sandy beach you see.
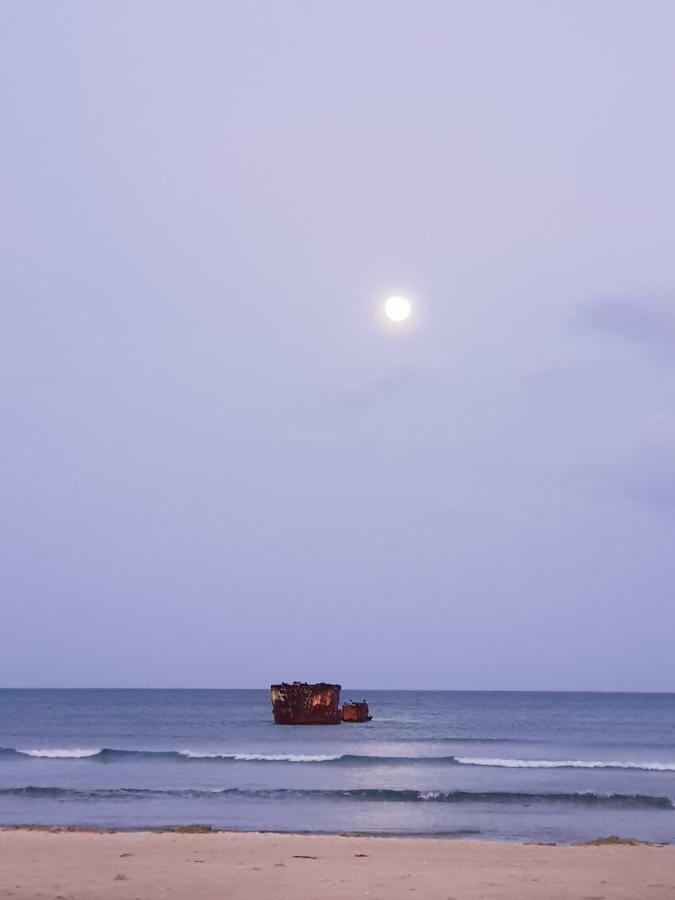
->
[1,830,673,899]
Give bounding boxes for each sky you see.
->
[1,1,674,690]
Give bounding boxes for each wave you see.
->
[1,786,671,809]
[2,747,455,765]
[0,748,348,763]
[3,746,675,772]
[456,757,675,772]
[10,748,105,759]
[173,752,466,765]
[177,751,343,763]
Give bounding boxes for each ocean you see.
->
[1,689,674,843]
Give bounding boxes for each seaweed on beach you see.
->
[576,835,661,847]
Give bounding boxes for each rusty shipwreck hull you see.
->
[342,701,372,722]
[271,682,342,725]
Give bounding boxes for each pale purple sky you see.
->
[2,1,674,689]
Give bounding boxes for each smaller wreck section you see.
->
[342,700,372,722]
[271,682,342,725]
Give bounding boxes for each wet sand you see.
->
[1,829,674,899]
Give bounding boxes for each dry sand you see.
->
[1,829,674,899]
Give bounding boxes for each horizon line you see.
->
[1,686,674,694]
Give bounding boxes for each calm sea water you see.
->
[1,689,674,843]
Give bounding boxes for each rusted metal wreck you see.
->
[342,700,372,723]
[270,682,372,725]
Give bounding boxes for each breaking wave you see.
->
[11,748,105,759]
[2,747,675,771]
[178,751,342,763]
[0,748,346,763]
[456,757,675,771]
[1,786,671,809]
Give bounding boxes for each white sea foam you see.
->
[232,753,341,763]
[456,757,675,771]
[17,748,103,759]
[177,751,342,763]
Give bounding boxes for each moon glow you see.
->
[384,296,412,322]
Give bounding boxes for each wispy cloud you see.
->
[618,413,675,517]
[589,412,675,520]
[579,294,675,361]
[574,293,675,517]
[328,364,438,409]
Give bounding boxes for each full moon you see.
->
[384,295,412,322]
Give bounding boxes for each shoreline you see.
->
[2,829,674,899]
[0,824,670,846]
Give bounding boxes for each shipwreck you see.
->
[270,682,372,725]
[342,700,372,723]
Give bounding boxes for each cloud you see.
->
[593,412,675,520]
[328,364,438,408]
[574,293,675,517]
[579,294,675,361]
[619,414,675,516]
